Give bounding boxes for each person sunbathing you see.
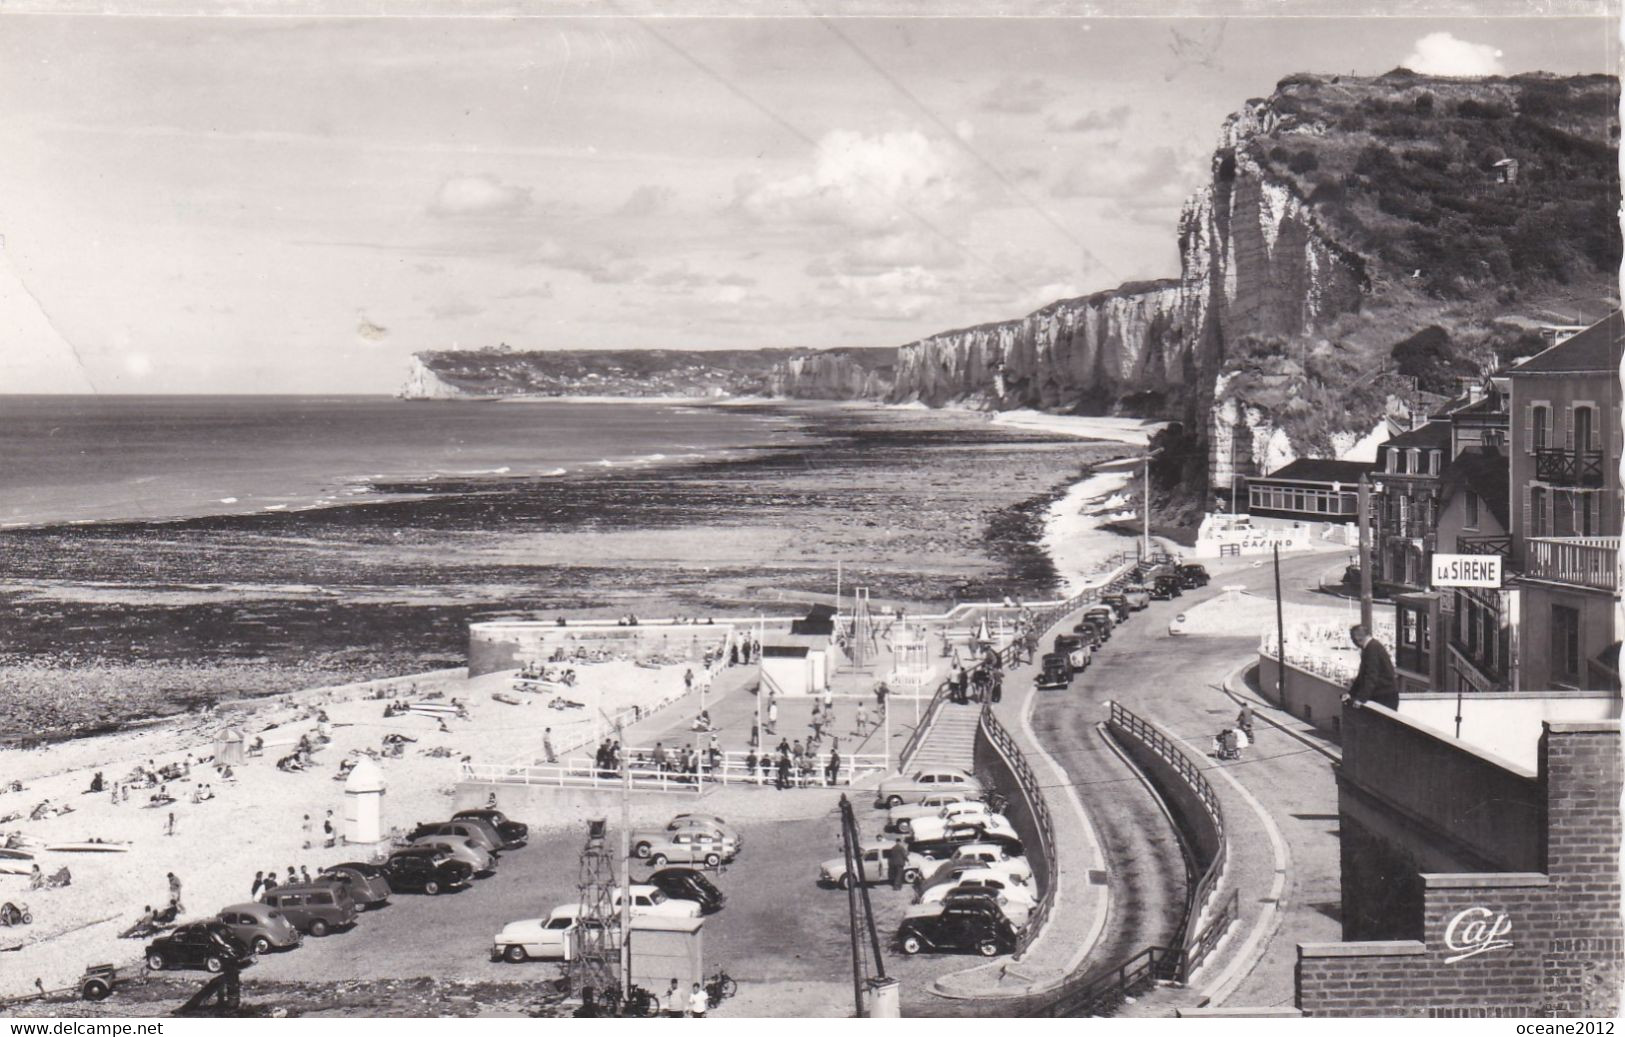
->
[120,905,159,939]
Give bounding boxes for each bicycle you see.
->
[705,966,737,1008]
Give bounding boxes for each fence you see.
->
[979,700,1057,955]
[1023,945,1184,1017]
[460,746,888,794]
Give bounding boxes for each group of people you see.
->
[745,741,845,789]
[300,808,339,850]
[119,872,184,940]
[250,862,321,897]
[945,647,1005,705]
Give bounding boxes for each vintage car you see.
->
[452,807,529,849]
[668,813,743,849]
[258,881,358,937]
[1098,593,1132,622]
[1053,635,1090,675]
[630,828,733,868]
[645,867,725,913]
[886,790,985,831]
[382,847,474,895]
[1035,653,1071,690]
[918,863,1037,907]
[925,843,1033,884]
[409,834,497,876]
[610,884,702,919]
[215,902,301,955]
[408,820,502,855]
[1179,562,1211,589]
[896,898,1019,957]
[318,862,392,910]
[897,802,1003,839]
[1082,604,1117,632]
[909,823,1025,861]
[632,818,740,863]
[145,921,255,973]
[817,839,931,889]
[492,905,621,963]
[1151,573,1183,600]
[874,768,983,809]
[1119,585,1152,610]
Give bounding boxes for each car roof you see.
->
[264,881,345,895]
[219,902,271,915]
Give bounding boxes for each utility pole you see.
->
[1274,543,1287,702]
[1358,475,1374,632]
[839,796,866,1017]
[1142,454,1152,558]
[619,749,632,993]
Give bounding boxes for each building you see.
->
[1296,700,1621,1016]
[1505,313,1622,692]
[1244,458,1369,526]
[1369,420,1452,591]
[1437,447,1514,692]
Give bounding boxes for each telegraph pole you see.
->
[1142,455,1152,558]
[1358,474,1374,632]
[619,749,632,993]
[1274,543,1287,702]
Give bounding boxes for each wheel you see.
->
[651,854,669,867]
[897,820,912,835]
[721,977,738,998]
[977,939,1000,957]
[205,955,224,973]
[253,936,272,955]
[309,919,330,937]
[634,842,652,859]
[703,853,720,868]
[901,868,921,884]
[423,880,440,896]
[838,873,854,890]
[81,978,111,1002]
[900,935,922,955]
[886,795,904,808]
[504,944,527,964]
[146,952,166,971]
[19,910,30,925]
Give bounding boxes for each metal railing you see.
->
[1023,945,1183,1017]
[897,678,953,772]
[980,701,1057,955]
[460,748,888,792]
[1455,534,1512,557]
[1534,447,1605,487]
[1523,536,1619,592]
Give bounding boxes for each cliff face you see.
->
[765,347,895,400]
[400,355,475,400]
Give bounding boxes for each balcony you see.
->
[1533,447,1604,487]
[1456,534,1512,557]
[1523,536,1619,593]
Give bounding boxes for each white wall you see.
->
[1397,692,1622,771]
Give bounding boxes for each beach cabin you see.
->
[627,915,704,993]
[760,644,817,697]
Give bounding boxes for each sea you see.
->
[0,395,799,529]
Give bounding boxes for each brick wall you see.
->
[1298,720,1621,1017]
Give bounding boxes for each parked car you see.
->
[918,868,1037,910]
[1053,636,1089,675]
[610,884,701,919]
[874,768,983,809]
[318,862,392,910]
[1178,562,1210,589]
[1151,574,1182,600]
[910,824,1025,861]
[492,905,620,963]
[906,888,1032,929]
[669,813,743,850]
[646,867,725,913]
[409,834,497,875]
[818,839,931,889]
[453,807,529,849]
[1035,653,1071,690]
[1099,593,1131,622]
[905,808,1011,843]
[258,881,358,937]
[896,898,1019,957]
[926,843,1033,884]
[145,921,255,973]
[1119,585,1151,610]
[216,902,301,955]
[631,828,733,868]
[892,801,998,837]
[382,847,474,895]
[1083,604,1117,633]
[408,820,501,855]
[887,790,984,831]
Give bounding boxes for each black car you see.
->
[146,921,255,974]
[646,867,725,913]
[1151,574,1182,600]
[1179,563,1210,589]
[1099,594,1131,622]
[1035,653,1071,690]
[909,823,1025,861]
[898,900,1019,957]
[383,847,474,895]
[453,807,529,849]
[1053,635,1089,674]
[1077,614,1111,642]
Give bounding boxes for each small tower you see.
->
[343,757,386,844]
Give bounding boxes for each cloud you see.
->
[732,129,959,234]
[1051,142,1204,201]
[429,300,482,321]
[1045,105,1132,134]
[530,241,647,285]
[497,283,556,301]
[1402,32,1505,77]
[617,184,676,218]
[645,265,759,291]
[979,76,1057,115]
[428,174,533,217]
[805,230,965,279]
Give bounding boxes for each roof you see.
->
[789,617,835,637]
[1251,458,1373,486]
[1383,420,1452,449]
[1512,311,1625,375]
[761,644,810,658]
[805,603,838,620]
[1438,448,1510,529]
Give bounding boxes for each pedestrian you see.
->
[262,870,278,894]
[749,721,760,749]
[887,838,909,890]
[745,750,757,784]
[1344,624,1398,710]
[688,981,708,1018]
[684,668,694,693]
[1236,702,1254,738]
[300,865,311,885]
[543,727,556,764]
[855,704,869,737]
[875,681,888,716]
[251,870,264,898]
[729,643,739,666]
[165,811,177,838]
[775,752,790,791]
[323,811,336,848]
[664,979,683,1017]
[286,866,297,886]
[167,872,183,912]
[302,813,313,849]
[766,699,778,735]
[825,749,840,786]
[990,671,1003,704]
[822,687,833,712]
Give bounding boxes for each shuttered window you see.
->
[1612,406,1621,457]
[1522,485,1531,536]
[1564,404,1575,450]
[1523,403,1534,453]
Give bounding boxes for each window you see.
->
[1531,487,1548,536]
[1390,450,1404,474]
[1430,450,1441,476]
[1409,448,1422,474]
[1465,491,1479,529]
[1532,405,1549,451]
[1552,605,1581,684]
[1575,406,1595,453]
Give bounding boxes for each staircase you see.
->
[905,703,981,770]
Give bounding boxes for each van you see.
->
[259,881,358,936]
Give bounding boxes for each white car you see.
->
[926,844,1033,885]
[410,835,496,875]
[916,871,1037,911]
[817,839,932,889]
[906,812,1013,844]
[492,906,621,963]
[612,884,701,919]
[886,790,984,831]
[875,768,983,809]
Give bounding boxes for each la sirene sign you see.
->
[1431,553,1503,589]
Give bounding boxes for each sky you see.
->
[0,9,1617,393]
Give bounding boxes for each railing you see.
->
[1106,702,1230,982]
[1455,534,1512,557]
[460,748,888,792]
[1523,536,1619,592]
[1023,945,1184,1017]
[1534,447,1605,487]
[897,678,953,772]
[980,701,1057,955]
